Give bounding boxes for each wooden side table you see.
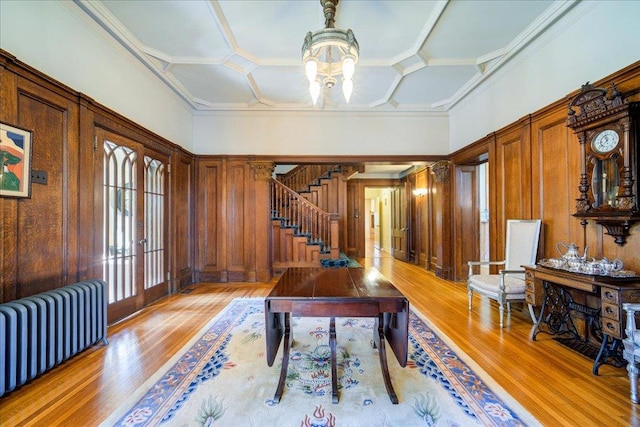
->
[265,267,409,404]
[525,265,640,374]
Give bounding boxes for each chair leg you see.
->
[499,303,505,328]
[629,361,639,404]
[468,288,473,311]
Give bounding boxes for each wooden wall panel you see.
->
[1,75,80,300]
[494,118,532,260]
[249,161,273,282]
[173,152,194,289]
[429,161,453,279]
[77,99,99,282]
[1,51,196,321]
[529,64,640,272]
[531,107,579,261]
[194,157,273,283]
[195,159,224,282]
[1,67,19,303]
[227,161,247,280]
[412,168,430,268]
[345,181,361,257]
[16,93,66,295]
[453,165,477,281]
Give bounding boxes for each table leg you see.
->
[273,313,291,403]
[374,314,399,404]
[593,334,625,375]
[330,316,339,404]
[532,282,579,341]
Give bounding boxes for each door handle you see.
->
[138,238,148,245]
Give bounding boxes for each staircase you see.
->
[271,165,356,269]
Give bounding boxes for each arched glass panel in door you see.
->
[144,156,165,289]
[103,141,137,304]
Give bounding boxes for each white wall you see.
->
[0,0,193,150]
[192,111,449,155]
[2,1,637,156]
[449,0,640,152]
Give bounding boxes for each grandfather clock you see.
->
[567,82,640,245]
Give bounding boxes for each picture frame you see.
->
[1,122,33,198]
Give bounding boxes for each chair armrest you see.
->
[468,260,506,266]
[623,303,640,342]
[499,269,525,275]
[623,303,640,312]
[468,260,506,278]
[497,269,526,291]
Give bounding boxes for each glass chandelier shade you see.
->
[302,0,359,105]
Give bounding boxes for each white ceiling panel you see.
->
[394,65,478,106]
[425,0,555,58]
[101,0,228,58]
[76,0,575,112]
[172,64,253,105]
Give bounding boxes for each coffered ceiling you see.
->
[75,0,573,113]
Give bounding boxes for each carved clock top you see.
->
[567,82,627,129]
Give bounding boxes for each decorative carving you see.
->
[567,82,626,127]
[597,219,633,246]
[432,160,450,183]
[567,82,639,246]
[249,161,275,181]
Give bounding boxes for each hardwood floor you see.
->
[1,250,639,425]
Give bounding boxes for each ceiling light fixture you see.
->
[302,0,359,105]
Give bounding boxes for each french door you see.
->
[98,129,168,322]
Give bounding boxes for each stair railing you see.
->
[271,179,339,258]
[276,165,341,193]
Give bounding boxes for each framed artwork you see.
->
[0,122,33,198]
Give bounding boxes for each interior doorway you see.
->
[364,187,394,259]
[478,162,490,273]
[454,161,489,280]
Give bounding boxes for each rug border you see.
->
[101,297,541,426]
[409,307,541,427]
[99,297,265,426]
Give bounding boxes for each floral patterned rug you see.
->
[101,298,539,427]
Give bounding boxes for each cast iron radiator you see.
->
[0,279,109,397]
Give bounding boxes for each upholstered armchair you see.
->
[623,302,640,403]
[467,219,541,328]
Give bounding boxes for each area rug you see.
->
[320,253,362,268]
[101,298,539,426]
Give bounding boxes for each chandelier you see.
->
[302,0,359,105]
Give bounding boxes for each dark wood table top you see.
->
[267,267,406,300]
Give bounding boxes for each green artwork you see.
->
[0,149,21,191]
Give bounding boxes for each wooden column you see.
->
[250,161,275,281]
[430,160,453,279]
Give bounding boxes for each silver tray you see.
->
[537,259,639,278]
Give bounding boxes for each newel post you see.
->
[330,213,340,259]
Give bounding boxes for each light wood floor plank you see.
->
[0,252,637,426]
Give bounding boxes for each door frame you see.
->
[96,128,145,323]
[141,146,170,306]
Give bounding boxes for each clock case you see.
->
[567,82,640,245]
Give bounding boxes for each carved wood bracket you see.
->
[249,161,275,181]
[432,160,450,183]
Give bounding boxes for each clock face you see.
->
[591,129,619,153]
